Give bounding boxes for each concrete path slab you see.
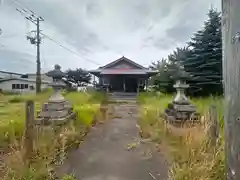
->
[56,103,168,180]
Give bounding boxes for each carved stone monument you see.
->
[164,65,199,123]
[36,64,74,125]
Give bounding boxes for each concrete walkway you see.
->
[56,103,168,180]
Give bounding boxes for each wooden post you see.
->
[93,75,96,88]
[146,78,148,91]
[222,1,240,179]
[100,106,108,121]
[24,100,34,166]
[123,77,126,92]
[137,79,139,93]
[207,105,219,147]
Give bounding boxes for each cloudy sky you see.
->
[0,0,221,73]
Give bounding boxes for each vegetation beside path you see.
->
[0,90,106,180]
[137,93,225,180]
[1,90,226,179]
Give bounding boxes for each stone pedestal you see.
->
[35,64,74,125]
[164,101,198,123]
[36,99,74,125]
[164,66,200,124]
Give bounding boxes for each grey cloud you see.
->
[166,23,197,43]
[153,38,177,50]
[165,0,221,43]
[86,2,102,18]
[21,1,100,52]
[83,33,99,47]
[23,0,178,43]
[141,35,177,50]
[0,0,221,72]
[0,48,35,73]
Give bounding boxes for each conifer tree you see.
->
[183,8,222,96]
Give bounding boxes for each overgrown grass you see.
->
[137,92,225,180]
[0,91,52,149]
[1,90,106,180]
[191,96,223,128]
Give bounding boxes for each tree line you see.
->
[150,8,222,97]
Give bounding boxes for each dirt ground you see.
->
[56,103,168,180]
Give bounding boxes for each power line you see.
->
[10,0,44,93]
[41,32,101,66]
[7,0,101,67]
[8,0,44,24]
[8,0,37,17]
[11,0,35,14]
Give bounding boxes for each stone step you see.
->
[108,92,137,102]
[108,96,137,100]
[108,93,137,97]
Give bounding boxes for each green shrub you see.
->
[73,104,99,127]
[0,119,25,148]
[61,174,76,180]
[8,96,25,103]
[5,166,52,180]
[87,92,105,103]
[2,91,20,95]
[40,88,52,94]
[65,92,90,105]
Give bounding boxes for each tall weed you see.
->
[1,91,104,179]
[138,92,225,180]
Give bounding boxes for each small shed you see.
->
[89,56,158,93]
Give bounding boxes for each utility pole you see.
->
[222,0,240,179]
[36,17,41,93]
[25,16,44,94]
[16,8,44,93]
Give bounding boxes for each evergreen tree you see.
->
[149,58,174,93]
[167,47,191,73]
[150,47,190,93]
[183,8,222,96]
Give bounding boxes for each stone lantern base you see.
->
[36,64,75,125]
[163,65,200,124]
[36,99,74,125]
[164,101,200,124]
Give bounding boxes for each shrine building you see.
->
[89,56,158,93]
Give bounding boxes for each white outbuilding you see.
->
[0,77,50,94]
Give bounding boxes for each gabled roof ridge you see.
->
[100,56,147,70]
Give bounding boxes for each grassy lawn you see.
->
[137,92,225,180]
[0,90,106,180]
